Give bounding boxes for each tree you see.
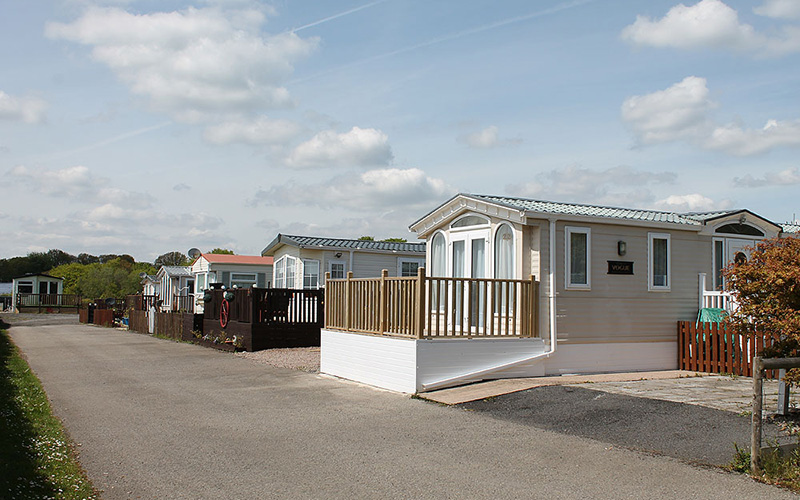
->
[209,248,234,255]
[724,237,800,359]
[46,249,77,267]
[381,238,407,243]
[52,258,157,298]
[358,236,375,241]
[154,251,189,267]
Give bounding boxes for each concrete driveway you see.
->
[5,319,796,499]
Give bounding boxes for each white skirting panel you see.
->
[416,337,547,391]
[320,329,418,393]
[543,341,677,375]
[321,329,547,393]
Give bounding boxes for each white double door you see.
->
[450,230,489,329]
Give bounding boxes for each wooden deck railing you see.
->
[172,294,195,313]
[15,294,81,308]
[203,287,324,326]
[324,268,539,339]
[125,294,159,311]
[698,273,738,312]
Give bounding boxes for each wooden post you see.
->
[324,272,331,328]
[379,269,388,334]
[778,369,790,416]
[530,276,538,338]
[416,267,426,339]
[752,356,764,475]
[345,271,353,331]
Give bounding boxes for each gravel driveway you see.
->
[236,347,320,372]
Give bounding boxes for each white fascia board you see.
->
[411,195,526,238]
[524,212,702,232]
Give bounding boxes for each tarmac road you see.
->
[5,318,796,499]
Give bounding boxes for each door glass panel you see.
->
[452,241,465,278]
[471,238,485,328]
[452,240,465,327]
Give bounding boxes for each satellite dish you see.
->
[138,272,147,279]
[188,248,201,259]
[105,297,116,307]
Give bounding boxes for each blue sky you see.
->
[1,0,799,261]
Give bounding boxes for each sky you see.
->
[1,0,799,262]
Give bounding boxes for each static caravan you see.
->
[261,234,426,289]
[11,274,65,313]
[190,254,273,313]
[321,193,790,393]
[154,266,193,312]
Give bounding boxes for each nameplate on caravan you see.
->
[607,261,634,275]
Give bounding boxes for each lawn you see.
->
[0,323,98,499]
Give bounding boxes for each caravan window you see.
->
[565,226,591,289]
[303,260,320,288]
[649,233,671,291]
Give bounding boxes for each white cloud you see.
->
[622,0,800,57]
[733,167,800,187]
[755,0,800,20]
[45,6,317,123]
[0,90,47,124]
[464,126,498,148]
[705,119,800,155]
[8,164,153,208]
[249,167,452,210]
[459,125,522,149]
[10,164,99,197]
[621,76,714,145]
[203,116,303,145]
[654,193,733,212]
[286,127,393,168]
[505,165,677,207]
[622,77,800,156]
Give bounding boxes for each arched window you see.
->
[715,223,764,237]
[431,232,446,277]
[451,215,489,229]
[494,224,514,279]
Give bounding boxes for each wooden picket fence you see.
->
[678,321,778,378]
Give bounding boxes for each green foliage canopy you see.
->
[50,259,157,298]
[209,248,234,255]
[154,251,189,267]
[724,237,800,358]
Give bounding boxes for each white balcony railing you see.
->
[698,273,738,313]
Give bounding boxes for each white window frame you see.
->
[230,272,257,289]
[565,226,591,290]
[398,258,425,277]
[712,237,724,291]
[328,260,347,280]
[274,255,297,288]
[303,259,320,288]
[648,232,671,292]
[494,223,515,280]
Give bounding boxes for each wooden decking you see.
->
[324,268,539,339]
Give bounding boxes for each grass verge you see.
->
[0,325,99,499]
[730,444,800,492]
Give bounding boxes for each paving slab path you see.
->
[4,317,797,499]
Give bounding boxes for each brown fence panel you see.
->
[93,309,114,327]
[154,312,184,340]
[128,310,148,334]
[678,321,779,379]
